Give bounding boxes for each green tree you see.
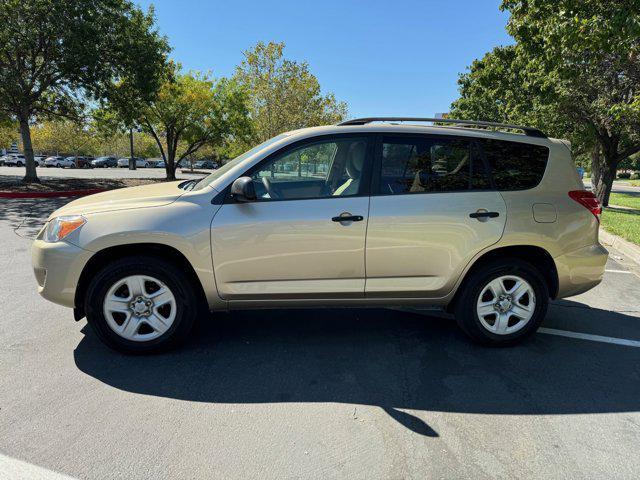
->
[451,46,571,137]
[93,131,160,159]
[134,67,251,180]
[0,118,18,151]
[0,0,168,182]
[234,41,348,145]
[31,120,95,156]
[451,1,640,206]
[90,113,161,159]
[623,153,640,173]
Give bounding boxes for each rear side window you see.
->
[378,136,491,194]
[480,139,549,190]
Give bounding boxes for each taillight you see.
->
[568,190,602,220]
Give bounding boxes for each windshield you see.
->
[191,134,290,191]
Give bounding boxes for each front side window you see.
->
[249,137,369,200]
[378,136,490,194]
[479,139,549,190]
[192,133,290,191]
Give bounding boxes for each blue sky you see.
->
[136,1,513,119]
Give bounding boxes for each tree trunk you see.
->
[166,151,176,181]
[591,139,618,207]
[18,112,39,183]
[129,127,136,170]
[164,131,177,181]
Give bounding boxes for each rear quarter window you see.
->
[480,139,549,190]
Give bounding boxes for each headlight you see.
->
[43,215,86,243]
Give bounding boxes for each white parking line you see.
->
[605,269,634,274]
[0,452,77,479]
[538,327,640,348]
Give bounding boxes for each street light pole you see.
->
[129,127,136,170]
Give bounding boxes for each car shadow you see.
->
[0,197,71,238]
[73,303,640,437]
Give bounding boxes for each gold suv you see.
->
[32,118,608,353]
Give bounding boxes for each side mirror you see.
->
[230,176,256,202]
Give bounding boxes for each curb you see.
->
[599,227,640,266]
[0,188,106,199]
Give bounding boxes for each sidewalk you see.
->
[599,227,640,272]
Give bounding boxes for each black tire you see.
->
[454,258,548,347]
[84,256,200,354]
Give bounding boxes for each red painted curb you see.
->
[0,188,107,199]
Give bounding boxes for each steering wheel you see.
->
[261,176,282,199]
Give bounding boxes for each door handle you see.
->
[332,213,364,222]
[469,211,499,219]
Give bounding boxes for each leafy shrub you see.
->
[618,171,631,179]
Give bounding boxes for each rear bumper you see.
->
[555,243,608,298]
[32,239,92,308]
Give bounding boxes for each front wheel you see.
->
[454,258,548,346]
[84,257,200,354]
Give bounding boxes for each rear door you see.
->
[365,134,506,297]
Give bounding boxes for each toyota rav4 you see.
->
[32,118,608,353]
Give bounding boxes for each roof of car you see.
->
[284,122,558,147]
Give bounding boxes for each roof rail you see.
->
[338,117,547,138]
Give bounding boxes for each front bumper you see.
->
[555,243,609,299]
[31,239,92,308]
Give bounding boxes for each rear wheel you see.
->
[84,256,199,354]
[454,258,548,346]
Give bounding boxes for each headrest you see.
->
[346,141,366,178]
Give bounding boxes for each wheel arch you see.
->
[73,243,208,320]
[446,245,559,313]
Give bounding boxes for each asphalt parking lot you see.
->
[1,196,640,479]
[0,165,206,180]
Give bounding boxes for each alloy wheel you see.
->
[476,275,536,335]
[103,275,177,342]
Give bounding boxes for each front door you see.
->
[211,135,373,300]
[365,134,507,297]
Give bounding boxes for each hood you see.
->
[49,181,185,219]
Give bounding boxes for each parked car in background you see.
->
[3,154,43,167]
[44,156,66,168]
[32,117,608,353]
[117,157,149,168]
[193,160,218,169]
[4,154,25,166]
[75,156,94,169]
[145,158,163,168]
[91,156,118,168]
[155,160,165,168]
[56,156,79,168]
[5,154,46,167]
